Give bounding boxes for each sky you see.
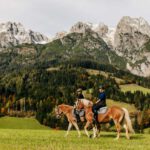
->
[0,0,150,37]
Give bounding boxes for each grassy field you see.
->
[120,84,150,94]
[0,117,149,150]
[107,99,137,112]
[86,69,125,84]
[0,129,149,150]
[0,117,49,130]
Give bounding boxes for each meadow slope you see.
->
[120,84,150,94]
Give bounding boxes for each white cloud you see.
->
[0,0,150,37]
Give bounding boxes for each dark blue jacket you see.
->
[98,92,106,107]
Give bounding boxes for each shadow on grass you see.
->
[130,134,145,140]
[88,133,145,140]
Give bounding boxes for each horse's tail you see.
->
[122,108,135,134]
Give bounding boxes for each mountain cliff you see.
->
[0,22,49,50]
[114,16,150,77]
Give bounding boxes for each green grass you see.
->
[120,84,150,94]
[0,129,149,150]
[0,117,149,150]
[86,68,125,84]
[0,117,49,130]
[107,99,137,112]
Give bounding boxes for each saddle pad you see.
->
[74,109,85,117]
[97,107,108,114]
[78,109,85,117]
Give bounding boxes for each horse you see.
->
[74,99,97,138]
[75,99,135,139]
[55,104,81,137]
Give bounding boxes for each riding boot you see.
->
[93,113,98,124]
[74,109,80,122]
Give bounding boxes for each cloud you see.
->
[0,0,150,37]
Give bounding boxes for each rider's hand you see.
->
[96,99,100,103]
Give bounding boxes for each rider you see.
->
[92,85,106,121]
[76,88,84,99]
[75,88,85,122]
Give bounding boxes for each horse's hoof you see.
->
[114,137,119,140]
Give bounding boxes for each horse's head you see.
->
[55,105,63,119]
[75,99,84,110]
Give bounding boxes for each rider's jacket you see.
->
[98,92,106,107]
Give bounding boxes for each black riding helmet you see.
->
[99,85,105,90]
[77,88,82,92]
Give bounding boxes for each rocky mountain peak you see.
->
[114,16,150,54]
[93,23,115,48]
[70,21,92,33]
[0,22,25,34]
[0,21,49,49]
[116,16,150,36]
[114,16,150,77]
[53,31,67,40]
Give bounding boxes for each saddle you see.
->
[97,106,108,114]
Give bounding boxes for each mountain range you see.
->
[0,16,150,77]
[0,21,49,49]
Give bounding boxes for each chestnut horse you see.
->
[75,99,134,139]
[55,104,81,137]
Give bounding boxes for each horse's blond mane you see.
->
[80,99,93,106]
[59,104,73,112]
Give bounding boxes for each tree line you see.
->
[0,63,150,130]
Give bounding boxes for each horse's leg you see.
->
[92,124,97,138]
[65,122,72,137]
[96,123,101,137]
[114,120,121,140]
[84,121,90,138]
[72,121,81,137]
[123,123,130,139]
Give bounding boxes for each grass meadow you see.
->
[120,84,150,94]
[0,117,149,150]
[0,129,149,150]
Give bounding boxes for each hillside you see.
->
[86,68,125,84]
[0,117,49,130]
[120,84,150,94]
[107,99,137,112]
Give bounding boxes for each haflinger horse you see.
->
[55,104,81,137]
[75,99,135,140]
[74,99,97,138]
